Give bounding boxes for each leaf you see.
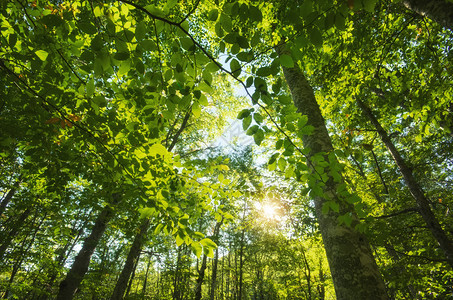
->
[246,125,259,136]
[237,108,251,119]
[149,143,171,158]
[200,238,217,249]
[141,40,157,51]
[139,207,155,219]
[220,14,233,32]
[278,157,286,171]
[230,59,241,77]
[175,233,184,247]
[242,115,252,130]
[249,5,263,22]
[253,113,264,124]
[86,78,95,97]
[93,95,107,107]
[135,21,147,41]
[78,22,97,34]
[208,9,219,21]
[280,54,294,68]
[254,129,265,145]
[191,242,203,258]
[309,27,323,48]
[114,51,130,61]
[35,50,49,61]
[192,102,201,118]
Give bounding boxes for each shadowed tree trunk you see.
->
[56,194,119,300]
[0,176,21,217]
[401,0,453,30]
[111,218,151,300]
[194,254,208,300]
[357,98,453,268]
[278,45,388,299]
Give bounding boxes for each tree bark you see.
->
[56,204,115,300]
[0,208,30,261]
[401,0,453,30]
[209,219,223,300]
[357,98,453,268]
[0,177,21,217]
[194,254,208,300]
[111,218,150,300]
[279,46,388,299]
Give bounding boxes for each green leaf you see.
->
[93,95,107,107]
[246,125,259,136]
[253,113,264,124]
[114,52,130,61]
[35,50,49,61]
[242,115,252,130]
[191,242,203,257]
[230,59,241,77]
[79,21,97,34]
[249,5,263,22]
[254,129,265,145]
[208,9,219,21]
[175,233,184,247]
[192,102,201,118]
[139,207,155,219]
[237,109,251,119]
[86,78,95,97]
[135,21,147,41]
[280,54,294,68]
[200,238,217,249]
[220,14,233,32]
[309,27,323,48]
[278,157,286,171]
[141,40,157,51]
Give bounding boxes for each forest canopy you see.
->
[1,0,453,299]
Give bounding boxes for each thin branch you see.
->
[168,107,192,152]
[371,207,419,219]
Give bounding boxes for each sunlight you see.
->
[262,203,277,219]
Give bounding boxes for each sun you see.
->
[262,203,277,219]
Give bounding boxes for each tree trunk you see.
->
[401,0,453,30]
[0,177,21,217]
[56,204,115,300]
[357,98,453,268]
[0,208,30,261]
[238,228,244,300]
[210,246,219,300]
[279,46,388,299]
[194,254,208,300]
[209,219,223,300]
[111,218,150,300]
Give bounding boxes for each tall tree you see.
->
[277,44,388,299]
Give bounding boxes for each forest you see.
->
[1,0,453,299]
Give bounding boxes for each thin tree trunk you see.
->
[194,254,208,300]
[300,247,312,300]
[0,177,21,217]
[401,0,453,30]
[0,208,30,261]
[238,228,244,300]
[125,253,140,298]
[317,257,325,300]
[278,46,388,299]
[111,218,150,300]
[142,254,152,297]
[357,98,453,268]
[56,203,115,300]
[173,246,182,300]
[3,212,43,299]
[209,218,223,300]
[210,246,219,300]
